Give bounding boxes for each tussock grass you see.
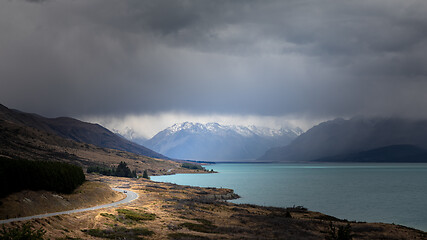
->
[100,212,116,220]
[82,226,153,239]
[0,223,46,240]
[116,208,156,221]
[179,219,217,234]
[168,232,210,239]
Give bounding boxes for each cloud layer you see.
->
[1,0,427,122]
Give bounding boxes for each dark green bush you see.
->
[116,209,156,221]
[0,157,85,198]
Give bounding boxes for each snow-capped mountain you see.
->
[143,122,303,161]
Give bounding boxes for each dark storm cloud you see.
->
[1,0,427,119]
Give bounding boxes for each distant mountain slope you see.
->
[0,104,168,159]
[259,117,427,162]
[144,122,302,161]
[313,144,427,163]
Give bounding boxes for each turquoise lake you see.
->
[151,163,427,231]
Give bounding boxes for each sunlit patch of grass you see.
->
[116,208,156,221]
[100,212,116,220]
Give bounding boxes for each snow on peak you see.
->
[163,122,302,138]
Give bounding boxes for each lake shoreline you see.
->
[1,173,426,239]
[153,162,427,232]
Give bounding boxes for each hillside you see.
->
[0,104,168,159]
[0,117,189,176]
[0,181,124,220]
[259,117,427,162]
[144,122,302,161]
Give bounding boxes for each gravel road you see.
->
[0,188,138,224]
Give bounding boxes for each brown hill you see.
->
[0,117,193,176]
[0,104,168,160]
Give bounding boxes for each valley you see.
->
[1,104,427,239]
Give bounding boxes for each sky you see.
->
[1,0,427,138]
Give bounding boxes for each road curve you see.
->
[0,188,138,224]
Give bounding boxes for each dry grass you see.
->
[1,175,426,240]
[0,181,124,219]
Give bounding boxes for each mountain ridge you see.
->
[143,122,302,161]
[259,117,427,162]
[0,103,168,160]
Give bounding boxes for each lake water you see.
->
[152,163,427,231]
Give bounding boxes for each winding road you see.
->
[0,188,138,224]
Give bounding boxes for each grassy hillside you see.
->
[0,104,168,159]
[0,119,197,176]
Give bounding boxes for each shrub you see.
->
[116,209,156,221]
[100,213,116,220]
[326,222,353,240]
[179,220,217,233]
[0,223,46,240]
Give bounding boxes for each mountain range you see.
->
[4,102,426,164]
[259,117,427,162]
[0,104,167,160]
[142,122,303,161]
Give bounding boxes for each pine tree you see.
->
[115,161,131,177]
[142,170,149,179]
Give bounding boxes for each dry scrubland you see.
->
[0,119,206,176]
[1,174,426,240]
